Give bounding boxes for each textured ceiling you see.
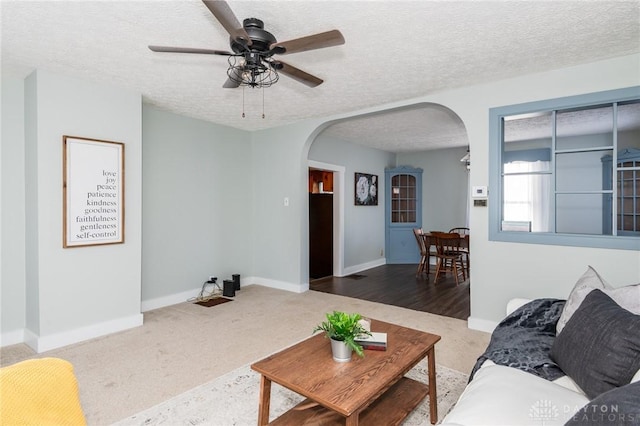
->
[504,103,640,142]
[320,104,469,152]
[2,1,639,152]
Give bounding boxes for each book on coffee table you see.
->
[355,332,387,350]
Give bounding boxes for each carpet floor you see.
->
[0,285,490,425]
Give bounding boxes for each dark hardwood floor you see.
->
[310,264,470,320]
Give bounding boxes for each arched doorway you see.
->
[305,103,470,283]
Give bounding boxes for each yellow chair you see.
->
[0,357,86,425]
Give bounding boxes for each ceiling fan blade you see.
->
[149,45,232,55]
[223,67,243,88]
[270,30,344,55]
[201,0,252,46]
[276,61,323,88]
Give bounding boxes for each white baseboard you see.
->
[467,316,498,334]
[248,276,308,293]
[0,329,25,347]
[5,275,306,351]
[141,280,246,312]
[24,314,144,353]
[141,287,203,312]
[140,277,307,313]
[341,258,386,277]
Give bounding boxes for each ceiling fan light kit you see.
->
[226,54,279,89]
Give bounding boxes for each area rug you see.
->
[113,361,468,425]
[194,297,232,307]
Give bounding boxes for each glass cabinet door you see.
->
[603,148,640,236]
[617,157,640,234]
[391,174,417,223]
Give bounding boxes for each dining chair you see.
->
[412,228,429,276]
[449,227,470,236]
[449,227,470,275]
[431,231,466,285]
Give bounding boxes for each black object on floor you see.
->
[232,274,241,290]
[194,297,233,307]
[223,280,236,297]
[346,274,366,280]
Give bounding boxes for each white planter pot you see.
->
[330,338,353,362]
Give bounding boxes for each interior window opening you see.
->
[489,88,640,250]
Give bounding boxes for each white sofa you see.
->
[441,299,590,425]
[441,267,640,426]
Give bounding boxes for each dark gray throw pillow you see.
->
[550,289,640,399]
[564,381,640,425]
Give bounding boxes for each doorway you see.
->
[309,168,333,279]
[308,161,345,280]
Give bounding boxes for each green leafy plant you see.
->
[313,311,371,357]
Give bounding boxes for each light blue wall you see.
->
[21,70,143,351]
[249,122,321,290]
[1,73,27,340]
[450,55,640,329]
[309,134,395,269]
[2,53,639,348]
[141,106,252,302]
[397,147,469,233]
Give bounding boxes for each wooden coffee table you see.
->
[251,319,441,425]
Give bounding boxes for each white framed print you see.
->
[63,135,125,248]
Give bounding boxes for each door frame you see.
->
[308,160,345,277]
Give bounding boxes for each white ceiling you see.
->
[504,102,640,142]
[2,1,639,152]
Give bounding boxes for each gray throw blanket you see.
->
[470,298,566,382]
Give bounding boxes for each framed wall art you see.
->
[63,135,125,248]
[354,172,378,206]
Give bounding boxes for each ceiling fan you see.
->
[149,0,345,89]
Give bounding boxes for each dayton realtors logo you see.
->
[566,403,636,423]
[529,400,559,424]
[530,399,635,424]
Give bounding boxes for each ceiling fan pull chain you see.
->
[262,87,265,119]
[242,86,245,118]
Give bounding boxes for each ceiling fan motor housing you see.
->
[230,18,277,54]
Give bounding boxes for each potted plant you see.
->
[313,311,371,362]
